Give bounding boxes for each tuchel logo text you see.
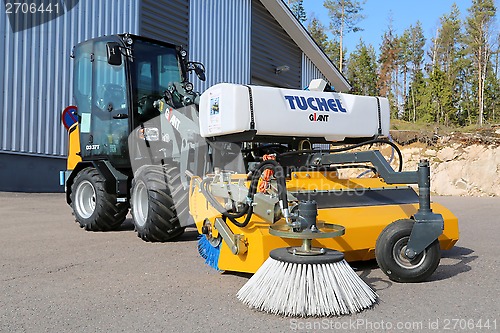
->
[284,95,347,113]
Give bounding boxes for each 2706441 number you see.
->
[443,319,497,330]
[5,2,60,14]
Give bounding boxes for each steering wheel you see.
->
[96,84,126,111]
[137,94,162,119]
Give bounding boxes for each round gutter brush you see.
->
[237,248,377,316]
[198,220,222,271]
[197,234,221,270]
[237,201,378,317]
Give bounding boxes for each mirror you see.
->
[106,42,122,66]
[187,62,206,81]
[194,63,206,81]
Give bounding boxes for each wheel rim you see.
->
[133,181,149,228]
[393,236,426,269]
[75,180,96,219]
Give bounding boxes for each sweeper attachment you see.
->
[191,81,459,317]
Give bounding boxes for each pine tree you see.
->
[484,61,500,122]
[325,41,343,69]
[307,16,329,51]
[287,0,307,23]
[307,16,344,67]
[323,0,366,71]
[405,70,427,122]
[407,22,426,122]
[489,32,500,122]
[408,22,425,76]
[378,18,400,118]
[464,0,497,126]
[432,5,462,76]
[398,30,411,118]
[346,39,378,95]
[456,56,477,125]
[427,5,464,125]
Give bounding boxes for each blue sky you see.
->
[302,0,499,56]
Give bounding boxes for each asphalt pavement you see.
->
[0,193,498,333]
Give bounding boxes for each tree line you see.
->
[287,0,500,127]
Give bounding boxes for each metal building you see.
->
[0,0,349,192]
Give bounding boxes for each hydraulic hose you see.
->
[200,177,250,219]
[248,160,287,208]
[279,138,404,172]
[357,134,397,178]
[200,159,288,228]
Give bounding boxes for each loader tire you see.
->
[130,165,187,242]
[375,219,441,283]
[70,167,128,231]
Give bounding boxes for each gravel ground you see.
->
[0,193,498,333]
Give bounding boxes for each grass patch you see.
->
[390,119,499,134]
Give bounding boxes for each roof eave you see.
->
[258,0,352,92]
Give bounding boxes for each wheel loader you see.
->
[64,33,459,283]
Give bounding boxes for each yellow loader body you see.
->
[67,123,82,171]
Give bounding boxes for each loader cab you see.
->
[72,34,189,168]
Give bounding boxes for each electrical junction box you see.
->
[199,82,390,142]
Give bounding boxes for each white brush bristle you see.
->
[236,257,378,317]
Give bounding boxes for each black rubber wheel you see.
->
[130,165,188,242]
[375,219,441,283]
[70,167,128,231]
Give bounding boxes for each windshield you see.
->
[131,40,183,126]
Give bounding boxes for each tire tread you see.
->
[70,167,128,231]
[131,165,187,242]
[375,219,441,283]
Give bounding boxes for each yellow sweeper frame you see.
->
[190,155,459,276]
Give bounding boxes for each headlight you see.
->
[138,127,159,141]
[184,82,194,92]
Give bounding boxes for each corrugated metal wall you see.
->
[251,0,301,88]
[0,0,332,192]
[189,0,251,93]
[0,0,139,157]
[140,0,190,48]
[301,53,328,89]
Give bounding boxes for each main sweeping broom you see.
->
[197,199,378,317]
[237,247,377,317]
[236,201,378,317]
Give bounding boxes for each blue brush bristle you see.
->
[197,235,221,271]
